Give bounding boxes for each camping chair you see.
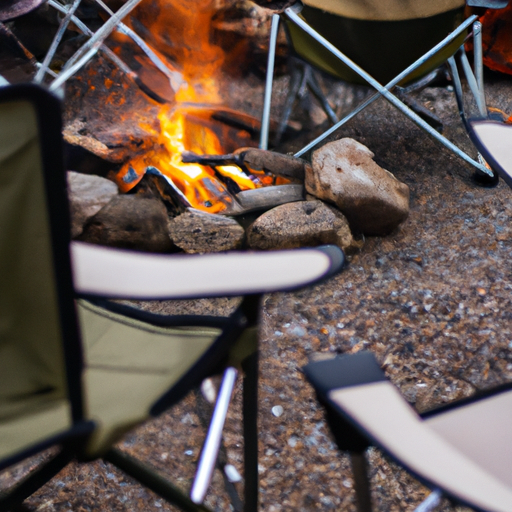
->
[0,82,345,512]
[259,0,509,183]
[303,351,512,512]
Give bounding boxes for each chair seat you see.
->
[286,4,466,85]
[0,400,71,463]
[425,390,512,488]
[77,300,222,456]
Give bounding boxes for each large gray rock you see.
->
[246,200,359,252]
[67,171,118,238]
[169,209,245,254]
[78,195,174,252]
[306,138,410,235]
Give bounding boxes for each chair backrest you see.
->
[303,0,465,21]
[285,1,466,85]
[0,85,83,432]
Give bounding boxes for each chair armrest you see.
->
[304,352,512,512]
[71,241,344,300]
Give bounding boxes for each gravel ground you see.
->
[2,69,512,512]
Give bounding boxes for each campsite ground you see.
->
[5,69,512,512]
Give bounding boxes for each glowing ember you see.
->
[116,105,257,212]
[113,0,262,213]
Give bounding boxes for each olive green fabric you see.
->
[303,0,465,21]
[286,6,465,85]
[0,100,71,453]
[77,300,223,456]
[0,401,71,462]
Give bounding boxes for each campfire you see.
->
[59,0,290,215]
[1,0,411,255]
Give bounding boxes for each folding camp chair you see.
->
[303,351,512,512]
[0,82,345,512]
[259,0,510,183]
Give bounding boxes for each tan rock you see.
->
[169,209,245,254]
[67,171,118,239]
[246,200,359,252]
[78,195,174,252]
[306,138,410,235]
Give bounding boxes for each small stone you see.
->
[271,405,284,417]
[246,200,359,252]
[201,378,217,404]
[224,464,242,483]
[287,435,299,447]
[67,171,118,238]
[169,208,245,253]
[306,138,410,235]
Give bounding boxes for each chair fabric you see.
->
[285,3,466,85]
[0,92,75,461]
[467,120,512,188]
[302,0,465,21]
[425,390,512,488]
[78,299,224,456]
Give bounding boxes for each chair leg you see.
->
[260,13,280,151]
[0,450,74,512]
[394,88,443,132]
[285,9,493,178]
[349,451,372,512]
[190,367,239,504]
[242,350,259,512]
[105,448,213,512]
[274,58,306,147]
[306,67,338,124]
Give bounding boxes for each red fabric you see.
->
[480,4,512,75]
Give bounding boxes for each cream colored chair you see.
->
[304,351,512,512]
[0,83,345,512]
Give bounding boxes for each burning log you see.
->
[133,166,304,216]
[182,147,308,181]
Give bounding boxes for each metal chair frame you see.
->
[260,3,495,180]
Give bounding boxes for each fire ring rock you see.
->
[78,195,175,253]
[168,209,245,254]
[306,138,410,236]
[246,200,358,252]
[67,171,119,239]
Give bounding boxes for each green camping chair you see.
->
[304,352,512,512]
[259,0,509,183]
[0,82,345,512]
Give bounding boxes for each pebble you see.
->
[224,464,242,483]
[271,405,284,417]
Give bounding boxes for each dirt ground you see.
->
[3,60,512,511]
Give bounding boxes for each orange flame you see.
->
[113,0,260,213]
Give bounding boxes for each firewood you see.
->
[182,148,308,181]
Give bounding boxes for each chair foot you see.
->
[472,167,500,187]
